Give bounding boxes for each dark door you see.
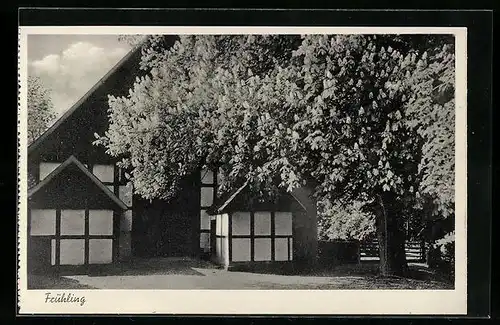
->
[132,198,199,258]
[162,210,195,257]
[132,176,200,258]
[210,219,216,261]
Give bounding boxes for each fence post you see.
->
[356,240,361,264]
[420,239,427,263]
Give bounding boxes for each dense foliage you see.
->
[98,34,456,275]
[318,200,376,241]
[117,35,148,46]
[429,230,455,280]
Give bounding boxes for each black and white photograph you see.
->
[17,24,468,315]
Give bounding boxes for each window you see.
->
[200,169,214,185]
[39,162,60,180]
[30,209,56,236]
[46,209,115,266]
[200,187,214,207]
[89,239,113,264]
[254,238,272,261]
[231,212,250,235]
[59,239,85,265]
[254,212,271,235]
[274,238,290,261]
[275,212,293,235]
[199,168,215,251]
[227,211,294,263]
[200,233,210,252]
[89,210,114,235]
[232,238,251,261]
[119,184,133,207]
[92,164,114,183]
[200,209,210,230]
[60,210,85,235]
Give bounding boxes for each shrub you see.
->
[428,231,455,281]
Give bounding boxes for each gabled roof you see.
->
[28,155,128,210]
[207,180,249,215]
[206,179,312,215]
[28,38,147,155]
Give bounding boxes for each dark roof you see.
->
[206,179,307,215]
[28,38,147,155]
[28,155,128,210]
[206,180,249,215]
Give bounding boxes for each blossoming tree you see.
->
[98,34,455,276]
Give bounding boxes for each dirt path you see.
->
[29,258,453,290]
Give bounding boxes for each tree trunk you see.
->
[376,192,409,277]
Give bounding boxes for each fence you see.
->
[359,239,426,262]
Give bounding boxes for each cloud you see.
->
[29,41,129,116]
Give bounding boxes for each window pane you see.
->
[200,187,213,207]
[51,239,56,265]
[39,162,60,180]
[119,183,133,207]
[60,239,85,265]
[201,169,214,184]
[254,212,271,235]
[254,238,271,261]
[92,164,114,183]
[30,209,56,236]
[232,238,251,262]
[89,210,113,235]
[275,212,293,235]
[200,209,210,230]
[89,239,113,264]
[275,238,289,261]
[231,212,250,235]
[60,210,85,235]
[200,232,210,252]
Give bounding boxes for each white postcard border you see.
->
[18,26,467,315]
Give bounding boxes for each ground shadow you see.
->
[27,258,453,290]
[234,261,453,285]
[230,261,379,277]
[28,258,220,289]
[82,257,219,277]
[28,274,96,289]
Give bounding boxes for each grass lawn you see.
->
[27,258,453,290]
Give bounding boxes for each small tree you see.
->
[27,76,56,144]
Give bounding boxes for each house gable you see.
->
[207,180,305,215]
[28,155,127,210]
[27,41,144,166]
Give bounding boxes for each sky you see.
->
[28,35,133,116]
